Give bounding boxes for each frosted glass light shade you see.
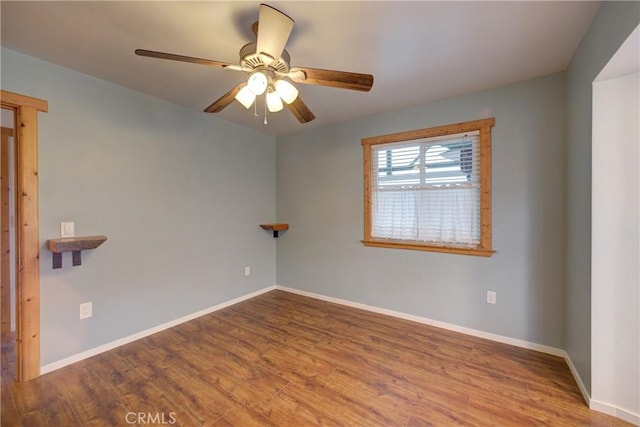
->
[275,79,298,104]
[266,90,284,112]
[235,86,256,109]
[247,72,268,95]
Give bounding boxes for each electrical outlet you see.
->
[79,302,92,319]
[244,266,251,277]
[61,221,75,238]
[486,291,497,304]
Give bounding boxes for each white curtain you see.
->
[372,186,479,245]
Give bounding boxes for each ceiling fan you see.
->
[135,3,374,124]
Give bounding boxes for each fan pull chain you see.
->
[253,98,258,118]
[263,94,268,125]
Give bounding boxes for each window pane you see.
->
[371,134,480,245]
[377,145,420,186]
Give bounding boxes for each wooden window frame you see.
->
[1,89,47,381]
[361,118,495,257]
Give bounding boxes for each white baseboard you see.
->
[590,400,640,426]
[40,285,276,375]
[275,285,565,357]
[563,351,591,406]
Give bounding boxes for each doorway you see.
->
[0,90,47,382]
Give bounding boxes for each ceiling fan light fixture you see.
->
[247,71,268,95]
[266,89,284,112]
[137,3,372,124]
[235,86,256,109]
[275,79,298,104]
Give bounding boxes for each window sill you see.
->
[362,239,495,257]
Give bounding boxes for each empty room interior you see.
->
[1,1,639,426]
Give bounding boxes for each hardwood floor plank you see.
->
[10,372,67,415]
[330,361,471,417]
[1,289,634,426]
[214,392,339,427]
[280,377,391,426]
[149,365,239,425]
[53,361,131,426]
[19,399,79,427]
[1,372,23,427]
[199,362,288,410]
[258,344,337,384]
[198,325,272,362]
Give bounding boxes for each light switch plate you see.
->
[79,302,92,319]
[61,221,75,238]
[487,291,497,304]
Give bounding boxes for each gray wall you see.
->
[277,73,567,348]
[1,48,277,365]
[564,1,640,393]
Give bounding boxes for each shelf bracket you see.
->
[72,251,82,266]
[259,223,289,238]
[52,253,62,269]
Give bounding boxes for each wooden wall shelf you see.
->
[47,235,107,269]
[260,223,289,238]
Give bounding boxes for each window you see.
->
[362,118,495,256]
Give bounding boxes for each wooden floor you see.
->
[1,290,632,426]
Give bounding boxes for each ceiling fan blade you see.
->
[256,4,294,61]
[285,96,315,123]
[204,83,246,113]
[289,67,374,92]
[135,49,239,70]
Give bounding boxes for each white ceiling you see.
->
[1,1,599,136]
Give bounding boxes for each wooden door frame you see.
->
[1,90,47,381]
[1,127,13,337]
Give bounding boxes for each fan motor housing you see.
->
[239,42,290,74]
